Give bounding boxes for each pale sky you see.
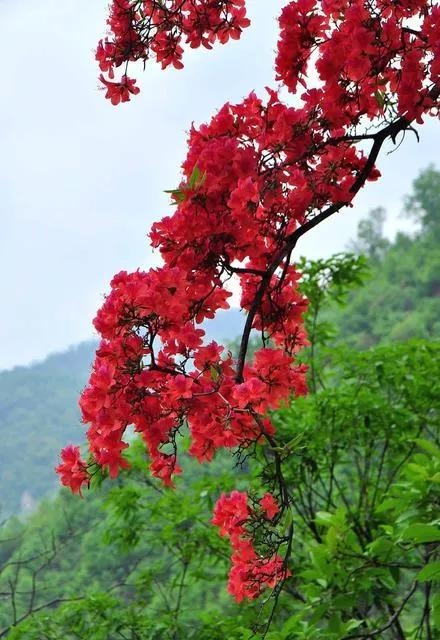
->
[0,0,438,371]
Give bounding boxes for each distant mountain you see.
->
[0,310,243,516]
[0,341,96,516]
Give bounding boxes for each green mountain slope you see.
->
[330,166,440,347]
[0,341,96,516]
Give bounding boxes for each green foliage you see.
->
[0,439,258,638]
[270,340,440,638]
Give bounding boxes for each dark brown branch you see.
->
[235,84,440,382]
[402,27,428,42]
[342,582,417,639]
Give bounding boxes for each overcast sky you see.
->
[0,0,438,371]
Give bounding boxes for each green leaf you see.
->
[308,603,329,626]
[432,592,440,628]
[188,165,201,188]
[417,561,440,582]
[332,594,356,610]
[281,613,303,635]
[415,438,440,459]
[378,568,397,589]
[315,511,334,527]
[327,611,342,634]
[164,188,186,204]
[210,365,220,382]
[345,620,363,633]
[187,165,207,189]
[400,523,440,543]
[367,537,393,559]
[282,506,294,535]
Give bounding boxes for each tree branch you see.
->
[342,582,417,639]
[235,83,440,381]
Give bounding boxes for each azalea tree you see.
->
[57,0,440,624]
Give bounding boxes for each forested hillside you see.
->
[0,341,96,516]
[330,165,440,347]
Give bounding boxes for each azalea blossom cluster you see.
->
[211,491,288,601]
[58,0,440,602]
[276,0,440,125]
[97,0,250,104]
[56,257,308,488]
